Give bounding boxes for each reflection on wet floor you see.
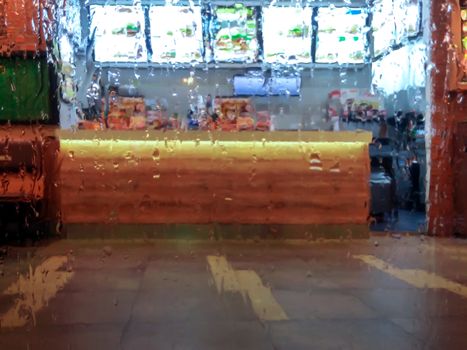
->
[1,238,467,349]
[354,254,467,297]
[1,256,74,328]
[207,255,288,321]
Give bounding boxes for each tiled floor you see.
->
[371,209,426,233]
[1,236,467,349]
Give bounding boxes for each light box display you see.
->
[262,7,312,63]
[90,5,147,62]
[394,0,421,44]
[372,0,395,57]
[211,4,259,62]
[149,6,203,63]
[315,7,368,64]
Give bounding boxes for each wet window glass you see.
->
[1,0,467,349]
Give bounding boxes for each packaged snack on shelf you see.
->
[256,111,271,131]
[217,97,255,131]
[108,116,129,130]
[78,120,102,130]
[129,116,146,130]
[167,113,180,130]
[237,113,255,131]
[152,110,168,130]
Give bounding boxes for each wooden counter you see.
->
[58,130,372,236]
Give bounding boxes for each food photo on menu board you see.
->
[262,7,312,63]
[149,6,204,63]
[211,4,259,62]
[371,0,395,57]
[315,7,367,64]
[90,5,147,62]
[393,0,421,43]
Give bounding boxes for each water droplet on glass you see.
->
[152,148,161,161]
[103,246,112,257]
[124,151,133,161]
[329,161,341,173]
[309,152,323,171]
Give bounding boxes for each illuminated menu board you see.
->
[90,5,147,62]
[262,7,312,63]
[315,8,367,64]
[461,5,467,82]
[372,0,395,57]
[211,4,259,62]
[149,6,203,63]
[394,0,421,43]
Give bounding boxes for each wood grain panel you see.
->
[59,132,371,225]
